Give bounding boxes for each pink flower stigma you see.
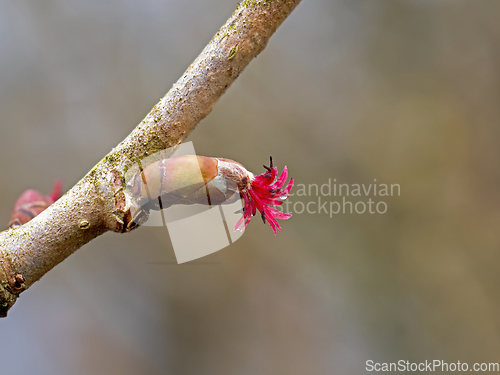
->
[235,156,293,235]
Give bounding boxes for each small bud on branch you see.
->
[128,155,293,234]
[0,0,302,316]
[8,180,62,228]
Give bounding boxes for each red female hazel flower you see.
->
[130,155,293,234]
[235,156,293,235]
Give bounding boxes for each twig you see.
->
[0,0,302,317]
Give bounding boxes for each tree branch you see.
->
[0,0,302,317]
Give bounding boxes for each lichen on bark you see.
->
[0,0,302,317]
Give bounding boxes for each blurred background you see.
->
[1,0,500,374]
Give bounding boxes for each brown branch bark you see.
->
[0,0,302,317]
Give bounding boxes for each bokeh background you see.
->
[1,0,500,374]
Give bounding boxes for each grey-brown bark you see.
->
[0,0,302,317]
